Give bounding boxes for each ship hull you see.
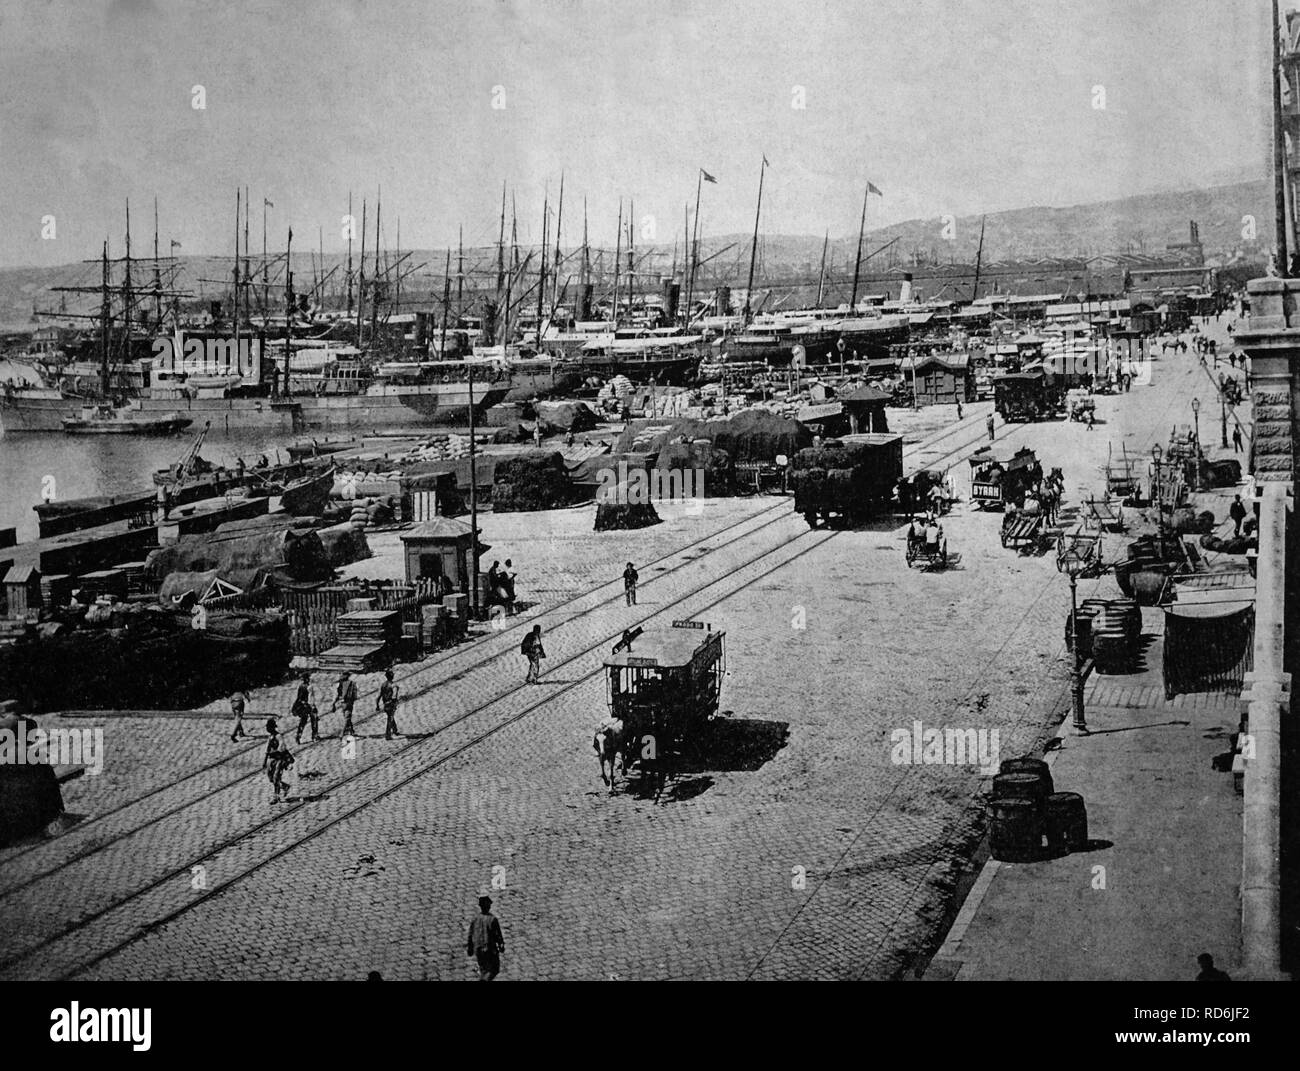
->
[2,383,513,434]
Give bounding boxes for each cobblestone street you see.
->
[0,328,1250,980]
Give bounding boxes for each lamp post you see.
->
[1191,396,1202,490]
[1218,373,1229,449]
[1150,443,1163,528]
[1062,556,1089,734]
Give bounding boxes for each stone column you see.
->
[1234,278,1300,483]
[1231,277,1295,979]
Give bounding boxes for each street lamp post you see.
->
[1150,443,1163,530]
[1062,559,1088,734]
[1191,396,1202,490]
[1219,373,1229,449]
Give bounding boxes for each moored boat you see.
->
[61,404,193,436]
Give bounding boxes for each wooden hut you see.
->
[399,516,476,594]
[3,565,41,620]
[902,352,975,405]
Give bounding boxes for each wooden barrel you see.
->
[992,771,1050,806]
[1130,563,1177,606]
[1107,598,1141,640]
[990,798,1043,862]
[1044,792,1088,853]
[1091,625,1130,673]
[998,756,1054,795]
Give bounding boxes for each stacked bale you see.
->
[790,437,901,528]
[492,452,576,513]
[594,495,661,531]
[0,609,290,711]
[146,527,330,583]
[615,408,811,463]
[654,439,732,497]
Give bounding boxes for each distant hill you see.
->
[0,180,1272,332]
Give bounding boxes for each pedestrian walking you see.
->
[1232,424,1243,453]
[1195,953,1230,982]
[293,673,319,743]
[376,668,401,739]
[521,624,545,684]
[623,562,639,606]
[334,671,358,737]
[1229,494,1247,536]
[986,413,995,442]
[266,737,294,804]
[466,896,506,981]
[1085,408,1095,431]
[955,396,963,420]
[229,689,249,742]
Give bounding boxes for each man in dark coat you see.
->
[467,896,506,981]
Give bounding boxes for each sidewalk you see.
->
[926,615,1244,981]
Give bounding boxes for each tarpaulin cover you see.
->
[1163,603,1254,698]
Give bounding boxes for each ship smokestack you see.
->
[899,273,914,304]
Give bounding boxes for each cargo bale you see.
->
[594,500,662,531]
[492,451,576,512]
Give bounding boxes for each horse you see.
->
[593,717,629,794]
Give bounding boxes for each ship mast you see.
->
[552,172,564,311]
[536,188,549,346]
[440,247,452,359]
[122,199,133,384]
[627,198,635,324]
[243,186,251,331]
[356,198,367,343]
[100,241,111,396]
[370,189,382,346]
[849,183,868,313]
[503,196,517,351]
[816,231,829,309]
[457,225,464,326]
[346,191,354,319]
[743,157,768,324]
[284,226,294,397]
[264,196,270,317]
[971,215,987,302]
[687,170,703,328]
[153,198,163,330]
[233,189,241,355]
[612,200,622,327]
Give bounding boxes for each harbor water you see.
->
[0,361,291,541]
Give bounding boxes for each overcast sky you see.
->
[0,0,1274,268]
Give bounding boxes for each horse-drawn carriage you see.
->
[969,446,1043,511]
[896,469,953,517]
[905,522,950,569]
[594,621,725,798]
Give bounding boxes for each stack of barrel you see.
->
[1066,597,1140,673]
[990,755,1089,861]
[1089,598,1141,673]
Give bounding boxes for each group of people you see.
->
[906,515,945,554]
[485,560,518,614]
[230,665,406,803]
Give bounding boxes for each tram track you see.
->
[1,409,994,879]
[1,522,837,980]
[0,405,1015,979]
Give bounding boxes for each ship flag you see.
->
[867,181,883,197]
[701,169,717,184]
